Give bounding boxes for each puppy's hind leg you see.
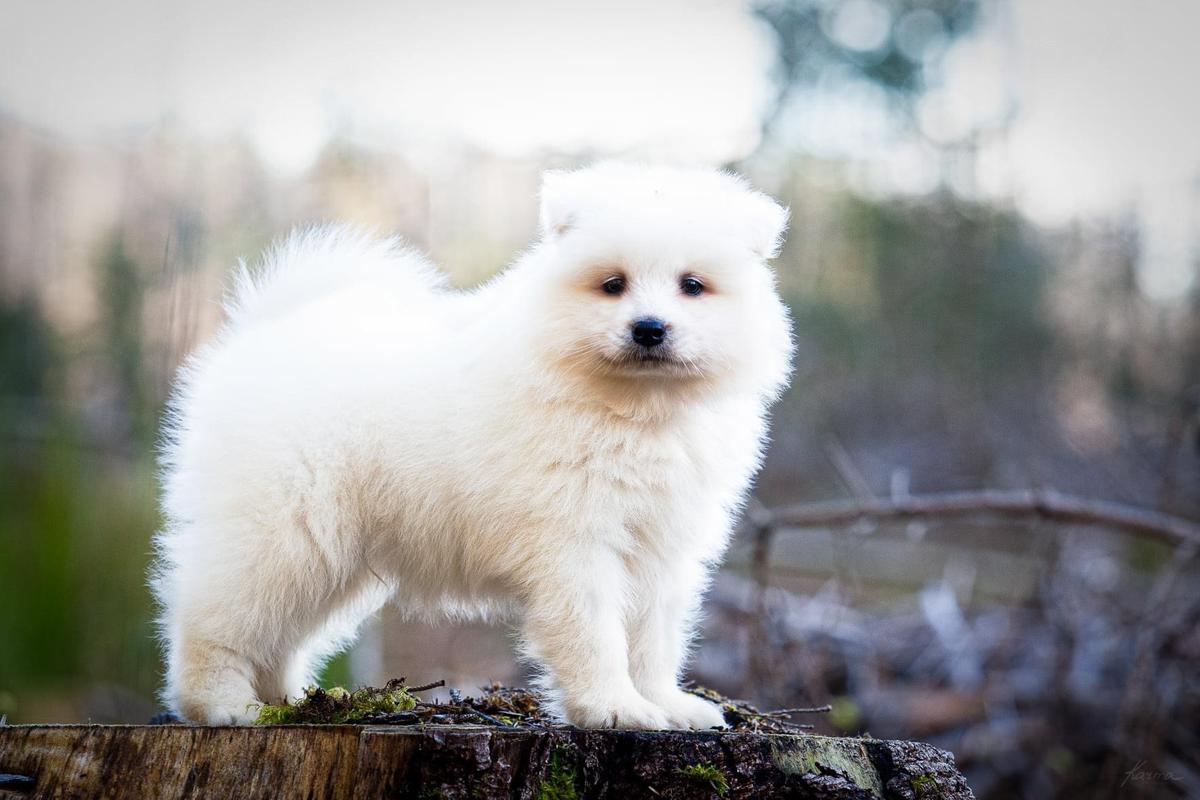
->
[158,520,268,725]
[157,515,356,724]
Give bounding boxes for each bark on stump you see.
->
[0,725,974,799]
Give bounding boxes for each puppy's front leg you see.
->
[627,556,728,730]
[521,544,669,730]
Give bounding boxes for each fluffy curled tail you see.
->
[225,224,446,327]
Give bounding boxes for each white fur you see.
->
[153,163,793,729]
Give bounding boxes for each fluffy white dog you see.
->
[154,163,793,729]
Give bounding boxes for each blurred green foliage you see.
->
[836,195,1048,383]
[775,190,1052,424]
[0,240,162,721]
[0,441,161,719]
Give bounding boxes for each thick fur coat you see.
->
[154,163,794,728]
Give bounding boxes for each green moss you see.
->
[535,749,579,800]
[252,702,301,725]
[253,680,417,725]
[678,762,729,797]
[911,773,936,794]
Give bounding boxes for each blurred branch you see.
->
[766,489,1200,547]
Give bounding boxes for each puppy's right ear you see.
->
[539,170,577,238]
[743,192,789,260]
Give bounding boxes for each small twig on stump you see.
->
[407,680,446,693]
[765,705,834,716]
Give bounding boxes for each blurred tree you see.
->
[847,195,1050,387]
[0,296,56,405]
[782,192,1050,389]
[97,234,149,447]
[754,0,981,141]
[761,185,1056,497]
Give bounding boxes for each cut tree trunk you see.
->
[0,724,974,799]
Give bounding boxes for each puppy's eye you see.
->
[601,276,626,296]
[680,276,705,296]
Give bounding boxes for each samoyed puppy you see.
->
[154,163,793,729]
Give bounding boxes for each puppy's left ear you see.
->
[743,192,789,260]
[539,170,577,238]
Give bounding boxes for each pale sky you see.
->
[2,0,1197,299]
[0,0,776,164]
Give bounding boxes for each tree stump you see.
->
[0,724,974,799]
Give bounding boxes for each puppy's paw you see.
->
[563,691,671,730]
[176,687,261,725]
[178,697,259,726]
[651,689,728,730]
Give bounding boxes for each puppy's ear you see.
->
[539,170,577,238]
[743,192,789,260]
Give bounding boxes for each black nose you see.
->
[631,318,667,348]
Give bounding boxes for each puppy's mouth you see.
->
[602,346,692,375]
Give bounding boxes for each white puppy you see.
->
[154,163,793,729]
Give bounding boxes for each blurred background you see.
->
[1,0,1197,796]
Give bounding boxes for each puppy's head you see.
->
[531,163,793,402]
